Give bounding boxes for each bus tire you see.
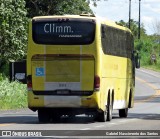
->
[128,91,132,108]
[96,108,107,122]
[119,108,128,118]
[107,94,113,121]
[38,109,51,123]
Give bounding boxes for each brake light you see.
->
[27,75,32,91]
[94,75,100,91]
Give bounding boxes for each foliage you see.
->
[134,36,160,67]
[25,0,93,18]
[116,19,147,39]
[0,0,28,66]
[115,19,160,69]
[0,63,9,77]
[0,78,27,109]
[87,0,108,7]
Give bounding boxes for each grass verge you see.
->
[0,78,27,110]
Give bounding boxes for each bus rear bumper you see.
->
[28,91,100,111]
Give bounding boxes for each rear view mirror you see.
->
[135,52,140,69]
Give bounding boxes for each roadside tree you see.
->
[0,0,28,68]
[25,0,93,18]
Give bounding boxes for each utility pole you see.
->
[138,0,141,39]
[129,0,131,29]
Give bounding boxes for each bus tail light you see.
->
[27,75,32,91]
[94,75,100,91]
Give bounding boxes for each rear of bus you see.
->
[27,15,101,121]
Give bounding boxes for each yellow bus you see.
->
[27,14,140,123]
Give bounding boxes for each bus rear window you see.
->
[32,19,96,45]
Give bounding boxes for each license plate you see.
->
[57,90,70,95]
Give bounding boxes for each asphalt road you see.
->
[0,68,160,138]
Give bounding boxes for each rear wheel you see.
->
[107,94,113,121]
[119,108,128,118]
[96,108,107,122]
[107,100,113,121]
[128,91,132,108]
[96,94,113,122]
[38,109,51,123]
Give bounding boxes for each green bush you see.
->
[0,78,27,110]
[135,37,160,71]
[0,63,9,77]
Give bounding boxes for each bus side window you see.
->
[135,53,140,68]
[101,25,105,38]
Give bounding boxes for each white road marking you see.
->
[95,125,105,128]
[109,123,117,125]
[119,120,127,123]
[80,128,91,130]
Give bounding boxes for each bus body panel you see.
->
[28,91,100,108]
[100,55,134,109]
[31,55,94,91]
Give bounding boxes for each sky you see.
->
[90,0,160,35]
